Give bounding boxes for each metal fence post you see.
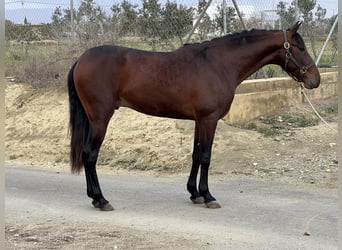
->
[70,0,75,41]
[316,16,338,66]
[184,0,213,44]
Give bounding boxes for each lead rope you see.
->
[299,83,337,133]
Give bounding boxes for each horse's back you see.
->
[76,45,129,74]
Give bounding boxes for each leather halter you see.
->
[283,30,315,82]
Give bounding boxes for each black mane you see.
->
[183,29,281,48]
[210,29,280,42]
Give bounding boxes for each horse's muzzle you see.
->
[303,73,320,89]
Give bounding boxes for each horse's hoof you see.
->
[205,201,221,209]
[191,196,205,204]
[92,200,114,211]
[92,200,100,208]
[100,203,114,211]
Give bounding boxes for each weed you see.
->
[271,123,286,130]
[54,156,63,163]
[114,159,137,167]
[5,42,76,88]
[324,103,338,114]
[261,115,279,125]
[9,155,17,160]
[281,113,318,127]
[245,122,257,130]
[112,158,164,171]
[257,127,282,137]
[242,112,319,137]
[97,156,113,166]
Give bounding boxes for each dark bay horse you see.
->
[68,21,320,211]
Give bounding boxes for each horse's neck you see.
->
[218,31,283,85]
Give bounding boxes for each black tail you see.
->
[68,61,90,173]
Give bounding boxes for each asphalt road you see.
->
[6,165,338,249]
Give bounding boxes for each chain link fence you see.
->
[5,0,338,86]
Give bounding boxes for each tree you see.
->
[215,4,237,35]
[51,6,67,39]
[111,0,138,37]
[60,0,107,48]
[315,4,327,35]
[277,0,324,32]
[160,1,193,45]
[139,0,162,49]
[196,0,215,39]
[297,0,316,37]
[5,20,39,41]
[23,16,29,25]
[297,0,316,21]
[5,20,19,41]
[277,1,296,29]
[51,0,110,46]
[110,3,121,39]
[245,12,271,29]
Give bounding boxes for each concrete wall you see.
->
[223,72,338,125]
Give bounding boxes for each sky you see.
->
[5,0,338,25]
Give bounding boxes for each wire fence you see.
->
[5,0,338,86]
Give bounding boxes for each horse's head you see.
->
[282,21,320,89]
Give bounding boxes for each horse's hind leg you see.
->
[187,122,205,204]
[84,118,114,211]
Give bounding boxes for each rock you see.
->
[63,235,74,242]
[25,236,40,242]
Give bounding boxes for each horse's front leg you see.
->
[198,118,221,209]
[198,150,221,209]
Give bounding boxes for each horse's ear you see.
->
[288,21,303,34]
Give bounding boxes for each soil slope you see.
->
[5,82,338,188]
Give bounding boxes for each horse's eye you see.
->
[293,44,305,52]
[298,45,305,51]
